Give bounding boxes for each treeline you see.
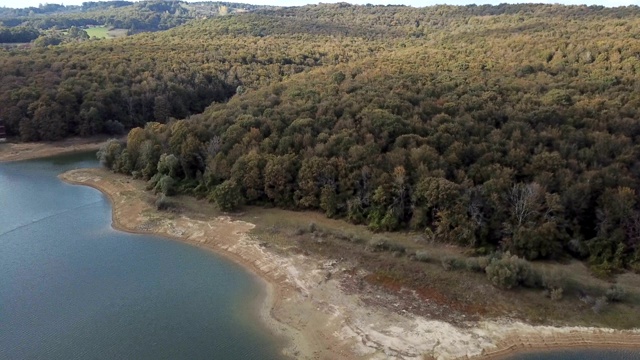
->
[0,1,264,31]
[0,26,39,43]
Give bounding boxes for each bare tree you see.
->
[508,182,544,227]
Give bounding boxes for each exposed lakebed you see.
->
[0,153,282,360]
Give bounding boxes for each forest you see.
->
[0,1,262,35]
[2,2,640,275]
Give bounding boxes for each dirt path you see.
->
[59,168,640,360]
[0,137,111,163]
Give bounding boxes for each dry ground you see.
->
[0,137,112,163]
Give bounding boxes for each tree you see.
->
[210,180,243,211]
[97,139,123,169]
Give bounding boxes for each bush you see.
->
[210,180,243,211]
[441,256,466,271]
[605,285,626,302]
[104,119,125,135]
[368,236,390,252]
[541,269,568,291]
[465,256,489,272]
[388,242,406,254]
[485,253,540,289]
[415,250,431,263]
[592,296,608,314]
[550,287,564,301]
[590,260,615,279]
[156,174,176,196]
[155,194,173,211]
[147,173,162,190]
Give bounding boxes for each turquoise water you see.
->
[0,153,283,360]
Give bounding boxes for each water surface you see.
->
[0,153,282,360]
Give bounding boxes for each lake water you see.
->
[0,153,283,360]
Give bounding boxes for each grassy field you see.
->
[85,26,109,38]
[85,26,127,39]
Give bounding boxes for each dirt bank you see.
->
[0,137,110,163]
[59,168,640,360]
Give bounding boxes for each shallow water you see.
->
[0,153,282,360]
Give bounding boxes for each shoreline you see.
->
[59,168,321,359]
[0,137,113,163]
[59,167,640,360]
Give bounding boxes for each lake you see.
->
[0,153,283,360]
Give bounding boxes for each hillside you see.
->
[0,1,264,30]
[2,2,640,298]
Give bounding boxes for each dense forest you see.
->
[3,3,640,274]
[0,1,263,35]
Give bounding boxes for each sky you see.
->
[0,0,638,9]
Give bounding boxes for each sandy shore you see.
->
[59,168,640,360]
[0,137,111,163]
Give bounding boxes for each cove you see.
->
[0,153,283,360]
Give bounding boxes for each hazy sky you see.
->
[0,0,638,9]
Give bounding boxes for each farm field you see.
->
[85,26,127,39]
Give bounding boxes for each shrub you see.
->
[156,174,176,196]
[550,287,564,301]
[441,256,466,271]
[465,257,489,272]
[590,260,615,279]
[387,242,406,254]
[605,285,626,302]
[541,269,568,291]
[415,250,431,263]
[485,253,540,289]
[367,236,390,252]
[350,235,367,244]
[592,296,608,314]
[210,180,243,211]
[155,194,172,211]
[147,173,162,190]
[104,120,125,135]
